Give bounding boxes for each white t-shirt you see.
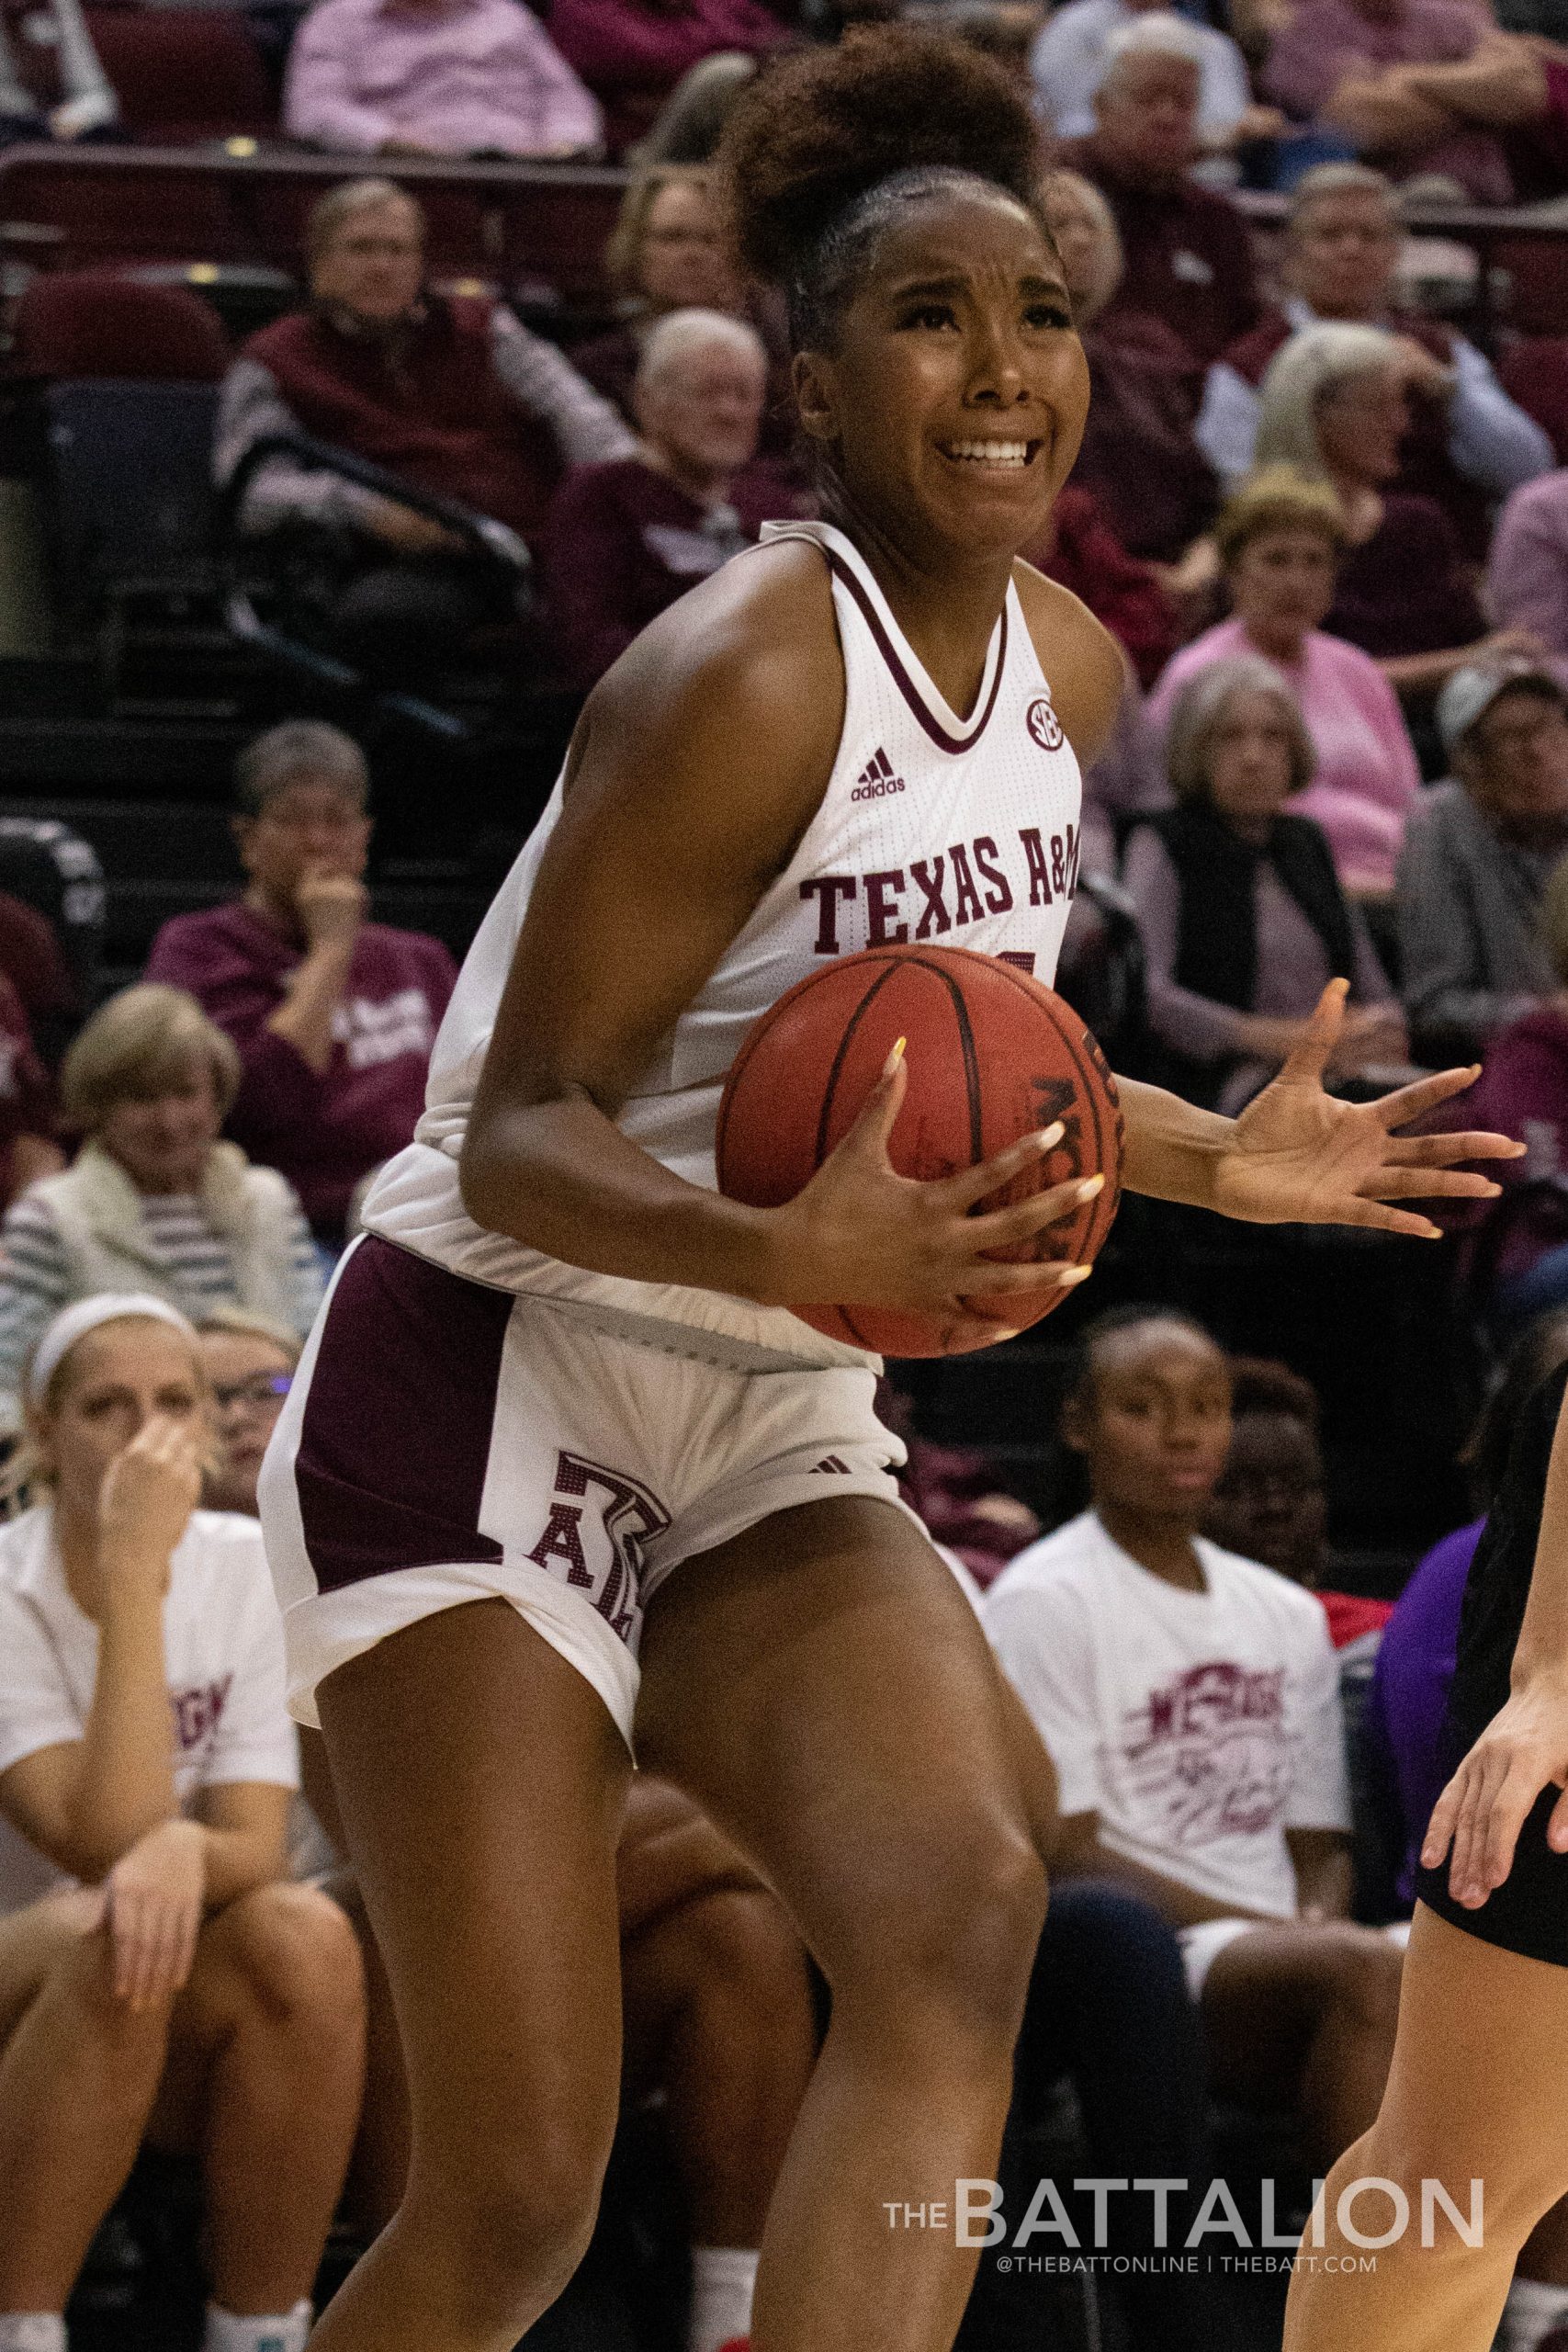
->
[985,1510,1349,1919]
[0,1504,299,1916]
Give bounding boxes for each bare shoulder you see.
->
[1011,560,1127,767]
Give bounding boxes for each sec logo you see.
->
[1027,696,1065,752]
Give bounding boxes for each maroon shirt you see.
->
[541,455,795,688]
[0,968,54,1197]
[1501,336,1568,467]
[245,296,561,542]
[1072,308,1218,561]
[1326,492,1484,660]
[1026,485,1178,690]
[146,900,457,1238]
[1055,134,1261,367]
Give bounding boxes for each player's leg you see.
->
[300,1599,634,2352]
[1284,1902,1568,2352]
[1198,1917,1405,2164]
[636,1496,1051,2352]
[0,1890,174,2311]
[143,1882,366,2318]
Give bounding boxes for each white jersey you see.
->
[363,520,1084,1368]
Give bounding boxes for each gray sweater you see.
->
[1395,779,1561,1058]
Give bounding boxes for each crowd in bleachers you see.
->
[4,2,1568,2348]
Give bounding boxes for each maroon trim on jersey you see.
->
[820,548,1010,755]
[293,1235,512,1594]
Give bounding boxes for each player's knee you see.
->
[847,1819,1046,2040]
[685,1886,809,2011]
[215,1881,367,2040]
[412,2132,604,2332]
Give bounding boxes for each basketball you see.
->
[716,944,1124,1357]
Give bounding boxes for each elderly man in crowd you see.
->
[1261,0,1517,201]
[1396,657,1568,1062]
[1031,0,1272,165]
[1054,15,1261,367]
[214,178,635,674]
[541,308,782,689]
[146,722,457,1246]
[284,0,604,159]
[1199,163,1552,513]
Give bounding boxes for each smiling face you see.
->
[794,185,1089,567]
[35,1319,206,1535]
[1066,1318,1235,1530]
[1204,686,1299,830]
[1289,189,1401,322]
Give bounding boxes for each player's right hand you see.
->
[762,1042,1101,1327]
[1420,1668,1568,1907]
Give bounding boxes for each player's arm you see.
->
[1424,1380,1568,1906]
[1012,571,1521,1233]
[460,548,1098,1331]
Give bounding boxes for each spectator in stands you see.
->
[1396,656,1568,1060]
[0,818,104,1068]
[1439,856,1568,1326]
[1030,0,1271,165]
[1253,322,1523,682]
[0,987,322,1430]
[1124,657,1404,1108]
[1199,164,1553,517]
[0,1295,365,2352]
[1024,484,1179,690]
[214,180,635,672]
[1037,167,1219,564]
[1503,330,1568,466]
[145,722,457,1246]
[1337,26,1568,198]
[0,978,60,1208]
[0,0,118,144]
[197,1310,299,1518]
[570,164,744,421]
[546,0,788,161]
[1490,467,1568,659]
[284,0,604,159]
[1053,16,1262,368]
[1260,0,1517,203]
[986,1306,1406,2176]
[1204,1356,1395,1648]
[542,310,778,689]
[1147,471,1421,897]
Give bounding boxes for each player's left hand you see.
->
[1211,980,1524,1237]
[1420,1672,1568,1906]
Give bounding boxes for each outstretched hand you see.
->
[1211,979,1524,1236]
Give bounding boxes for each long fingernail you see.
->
[1423,1224,1444,1238]
[1036,1120,1066,1150]
[883,1036,907,1078]
[1057,1264,1094,1285]
[1075,1175,1104,1203]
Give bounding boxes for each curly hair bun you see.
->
[719,25,1044,293]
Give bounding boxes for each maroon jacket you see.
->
[1026,485,1178,691]
[1054,135,1260,367]
[1073,308,1218,562]
[1220,302,1490,555]
[245,296,561,541]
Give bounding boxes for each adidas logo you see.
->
[851,746,906,802]
[812,1454,852,1474]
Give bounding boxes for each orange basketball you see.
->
[716,944,1124,1358]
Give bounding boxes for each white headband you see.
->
[28,1294,199,1408]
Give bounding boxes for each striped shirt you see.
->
[0,1187,323,1420]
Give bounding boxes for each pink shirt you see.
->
[1263,0,1510,204]
[1146,616,1421,895]
[1487,469,1568,660]
[285,0,603,157]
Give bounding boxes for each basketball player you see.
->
[1284,1351,1568,2352]
[258,31,1517,2352]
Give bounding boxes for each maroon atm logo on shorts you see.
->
[1026,696,1065,752]
[525,1451,671,1644]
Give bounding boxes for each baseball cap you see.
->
[1437,656,1567,762]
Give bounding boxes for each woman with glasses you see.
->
[198,1311,299,1520]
